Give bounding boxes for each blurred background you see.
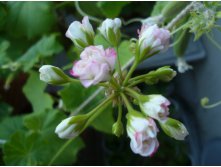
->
[0,1,221,165]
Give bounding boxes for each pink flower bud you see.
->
[139,95,170,123]
[127,113,159,157]
[138,24,170,59]
[70,45,116,87]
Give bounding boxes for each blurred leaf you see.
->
[91,105,115,134]
[18,34,63,72]
[23,71,53,112]
[6,2,56,39]
[0,3,8,29]
[0,39,10,66]
[96,2,130,18]
[151,2,168,16]
[3,110,85,165]
[0,102,13,121]
[118,40,134,66]
[0,116,23,141]
[59,82,103,113]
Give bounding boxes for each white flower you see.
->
[70,45,116,88]
[176,57,193,73]
[126,112,159,157]
[137,24,170,60]
[98,18,121,46]
[66,16,94,49]
[39,65,70,85]
[139,95,170,123]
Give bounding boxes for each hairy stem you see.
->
[166,1,195,30]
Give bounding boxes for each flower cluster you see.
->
[39,16,188,157]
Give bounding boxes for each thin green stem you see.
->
[115,46,123,81]
[75,1,102,23]
[128,79,144,87]
[170,29,188,47]
[123,61,138,86]
[170,22,189,36]
[124,87,140,99]
[48,139,74,165]
[50,95,114,165]
[68,77,81,83]
[123,18,143,26]
[202,99,221,109]
[117,103,123,122]
[206,33,221,52]
[120,93,134,112]
[86,95,114,126]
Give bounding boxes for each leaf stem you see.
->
[115,46,123,81]
[120,93,134,112]
[123,61,138,86]
[48,139,74,165]
[74,1,102,23]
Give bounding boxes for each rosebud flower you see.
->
[55,115,88,139]
[98,18,121,46]
[66,16,94,49]
[137,24,170,60]
[139,95,170,123]
[70,45,116,88]
[126,112,159,157]
[39,65,71,85]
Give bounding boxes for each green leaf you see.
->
[3,110,85,165]
[0,39,10,66]
[0,116,23,141]
[59,82,104,113]
[91,105,115,134]
[6,2,56,39]
[18,34,63,72]
[22,71,53,112]
[160,118,189,140]
[151,2,169,16]
[0,3,8,29]
[118,40,134,66]
[96,1,130,18]
[0,102,13,121]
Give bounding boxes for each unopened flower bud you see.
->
[137,24,170,61]
[160,118,189,140]
[112,121,124,137]
[55,114,89,139]
[39,65,71,85]
[139,94,170,123]
[66,16,94,49]
[98,18,121,46]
